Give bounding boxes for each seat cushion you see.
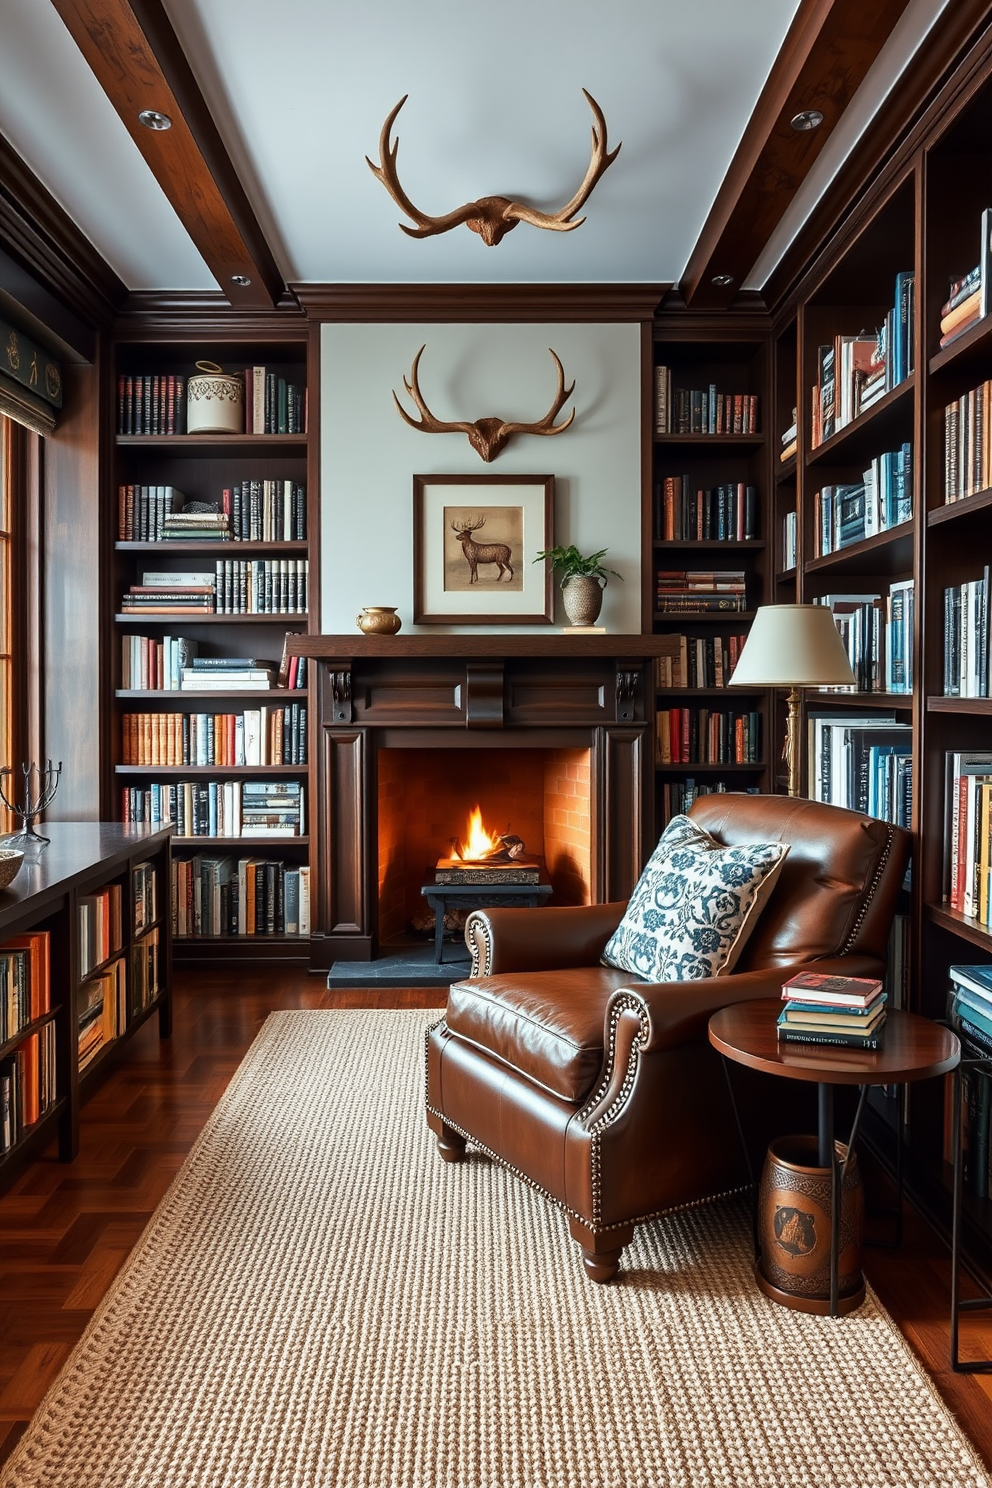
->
[601,813,789,982]
[446,965,638,1104]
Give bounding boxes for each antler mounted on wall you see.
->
[366,89,620,246]
[393,346,576,462]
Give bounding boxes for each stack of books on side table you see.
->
[777,971,886,1049]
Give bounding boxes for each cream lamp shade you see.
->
[730,605,856,795]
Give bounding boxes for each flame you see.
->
[456,805,500,862]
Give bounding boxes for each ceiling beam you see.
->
[680,0,913,310]
[49,0,283,309]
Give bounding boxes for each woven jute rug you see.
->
[3,1009,989,1488]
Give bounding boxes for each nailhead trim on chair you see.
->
[841,823,894,953]
[464,911,491,978]
[422,1009,745,1238]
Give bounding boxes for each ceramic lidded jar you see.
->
[356,607,402,636]
[186,360,244,435]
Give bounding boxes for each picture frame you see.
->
[413,474,554,625]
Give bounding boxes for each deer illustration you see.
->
[451,516,514,583]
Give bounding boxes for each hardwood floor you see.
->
[1,967,991,1471]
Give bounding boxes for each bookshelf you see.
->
[763,27,992,1285]
[650,328,772,822]
[110,329,317,965]
[0,822,171,1189]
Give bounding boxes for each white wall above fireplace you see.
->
[320,321,642,634]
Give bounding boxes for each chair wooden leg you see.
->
[434,1121,467,1163]
[568,1216,635,1282]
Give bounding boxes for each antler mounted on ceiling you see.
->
[366,90,620,247]
[393,346,576,461]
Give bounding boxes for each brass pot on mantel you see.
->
[356,606,402,636]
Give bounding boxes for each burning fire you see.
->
[455,805,500,862]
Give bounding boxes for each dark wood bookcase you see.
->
[108,323,319,965]
[769,24,992,1284]
[0,822,171,1191]
[649,322,773,824]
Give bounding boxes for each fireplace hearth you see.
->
[288,634,672,970]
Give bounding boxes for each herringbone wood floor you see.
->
[2,968,992,1471]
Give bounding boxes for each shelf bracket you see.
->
[331,670,353,724]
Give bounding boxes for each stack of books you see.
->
[161,509,230,541]
[780,410,797,463]
[180,658,278,691]
[948,964,992,1057]
[120,573,215,615]
[777,971,886,1049]
[655,570,746,614]
[939,264,983,349]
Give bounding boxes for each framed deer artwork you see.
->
[413,474,554,625]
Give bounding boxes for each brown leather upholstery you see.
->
[427,794,912,1282]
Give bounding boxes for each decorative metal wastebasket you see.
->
[756,1133,864,1315]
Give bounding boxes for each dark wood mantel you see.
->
[296,635,664,967]
[288,634,674,659]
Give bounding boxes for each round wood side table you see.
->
[709,999,959,1317]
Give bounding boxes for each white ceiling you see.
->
[0,0,804,291]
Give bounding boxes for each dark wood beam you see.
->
[49,0,283,310]
[680,0,913,310]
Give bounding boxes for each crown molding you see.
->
[290,283,668,323]
[0,133,126,360]
[114,289,306,340]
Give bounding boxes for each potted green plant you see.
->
[534,544,623,627]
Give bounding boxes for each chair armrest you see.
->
[465,902,627,976]
[621,955,886,1053]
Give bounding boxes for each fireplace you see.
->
[289,635,671,968]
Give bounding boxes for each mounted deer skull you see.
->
[366,89,620,246]
[393,345,576,462]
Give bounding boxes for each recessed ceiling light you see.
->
[791,109,824,132]
[231,275,252,287]
[138,109,172,131]
[711,274,734,287]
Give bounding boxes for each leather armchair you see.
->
[426,794,911,1281]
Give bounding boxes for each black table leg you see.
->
[818,1083,840,1317]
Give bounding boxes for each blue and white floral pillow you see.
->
[602,814,789,982]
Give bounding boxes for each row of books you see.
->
[810,272,914,447]
[0,933,50,1047]
[809,713,912,826]
[812,444,913,556]
[78,959,127,1071]
[656,708,761,766]
[172,856,311,938]
[117,481,307,543]
[132,929,160,1017]
[116,368,307,436]
[937,212,992,349]
[133,862,158,933]
[782,511,797,571]
[943,571,991,698]
[0,1023,56,1152]
[659,781,760,825]
[78,884,123,978]
[116,374,185,436]
[653,478,759,542]
[654,367,760,434]
[121,705,307,767]
[816,584,914,694]
[777,971,886,1050]
[944,751,992,923]
[780,409,797,464]
[946,964,992,1196]
[119,561,310,616]
[654,633,747,690]
[943,381,992,504]
[121,643,307,694]
[120,779,305,838]
[655,570,747,614]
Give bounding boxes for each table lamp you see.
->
[729,604,856,797]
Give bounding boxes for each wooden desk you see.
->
[709,999,959,1316]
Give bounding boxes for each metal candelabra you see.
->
[0,759,62,846]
